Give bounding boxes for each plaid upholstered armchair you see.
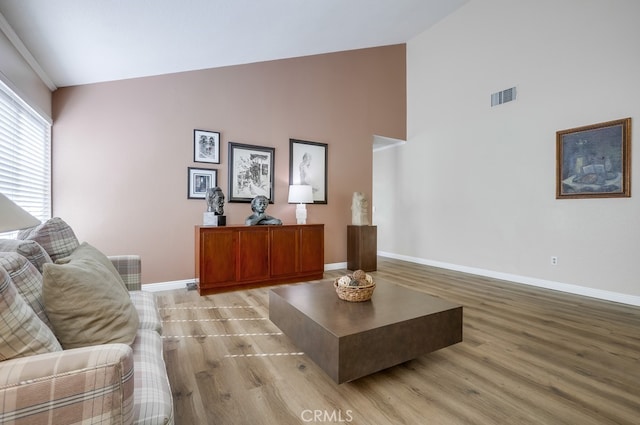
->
[0,218,173,425]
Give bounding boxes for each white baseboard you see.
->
[325,262,347,271]
[378,251,640,307]
[142,263,349,293]
[142,279,194,292]
[141,257,640,307]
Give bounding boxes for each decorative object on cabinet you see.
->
[188,167,217,199]
[245,195,282,226]
[289,138,327,204]
[288,185,313,224]
[556,117,631,199]
[203,186,226,226]
[351,192,370,225]
[0,193,40,232]
[347,225,377,272]
[195,224,324,295]
[228,142,275,203]
[193,129,220,163]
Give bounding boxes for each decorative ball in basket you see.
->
[334,269,375,302]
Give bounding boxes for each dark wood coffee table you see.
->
[269,280,463,384]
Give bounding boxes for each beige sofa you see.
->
[0,218,173,425]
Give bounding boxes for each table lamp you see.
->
[0,193,40,232]
[288,185,313,224]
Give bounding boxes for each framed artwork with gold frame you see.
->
[556,118,631,199]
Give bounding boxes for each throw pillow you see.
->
[0,252,53,329]
[0,267,62,361]
[18,217,80,262]
[42,257,139,349]
[0,239,52,273]
[56,242,127,290]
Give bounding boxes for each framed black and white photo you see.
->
[193,129,220,164]
[228,142,275,203]
[188,167,217,199]
[289,138,327,204]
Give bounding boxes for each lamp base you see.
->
[295,203,307,225]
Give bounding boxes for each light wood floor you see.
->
[156,258,640,425]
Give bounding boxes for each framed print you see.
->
[194,129,220,163]
[556,117,631,199]
[289,138,328,204]
[228,142,275,203]
[188,167,217,199]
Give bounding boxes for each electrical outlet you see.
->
[551,256,558,266]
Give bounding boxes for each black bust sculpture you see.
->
[245,195,282,225]
[205,187,225,215]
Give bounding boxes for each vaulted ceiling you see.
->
[0,0,467,89]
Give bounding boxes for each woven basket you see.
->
[333,278,376,302]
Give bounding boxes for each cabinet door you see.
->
[300,225,324,273]
[270,226,299,277]
[237,227,270,282]
[200,229,236,286]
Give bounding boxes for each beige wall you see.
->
[52,45,406,284]
[375,0,640,302]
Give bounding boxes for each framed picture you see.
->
[193,129,220,163]
[188,167,217,199]
[289,138,328,204]
[556,117,631,199]
[228,142,275,203]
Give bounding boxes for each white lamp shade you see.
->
[288,185,313,204]
[0,193,40,232]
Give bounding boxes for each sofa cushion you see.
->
[108,255,142,291]
[0,252,53,330]
[130,291,163,334]
[0,239,52,273]
[18,217,80,262]
[0,343,135,425]
[132,329,174,424]
[0,267,62,361]
[43,257,140,349]
[56,242,127,290]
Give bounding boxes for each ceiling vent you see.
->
[491,86,517,107]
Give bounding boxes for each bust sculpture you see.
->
[245,195,282,226]
[205,186,225,215]
[351,192,370,226]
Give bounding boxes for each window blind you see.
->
[0,79,51,223]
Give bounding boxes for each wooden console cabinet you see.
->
[195,224,324,295]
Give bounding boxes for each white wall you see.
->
[374,0,640,303]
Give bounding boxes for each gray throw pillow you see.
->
[0,267,62,360]
[55,241,127,290]
[18,217,80,262]
[0,239,52,273]
[0,252,53,329]
[43,257,139,349]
